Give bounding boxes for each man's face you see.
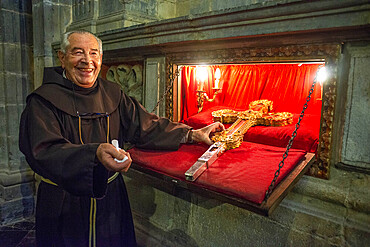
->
[58,33,102,88]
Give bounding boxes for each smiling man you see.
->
[19,30,224,247]
[58,32,102,88]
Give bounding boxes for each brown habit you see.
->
[19,67,190,246]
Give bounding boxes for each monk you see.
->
[19,30,224,247]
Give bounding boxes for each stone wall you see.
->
[175,0,293,16]
[67,0,167,35]
[32,0,72,88]
[125,165,370,246]
[0,0,35,224]
[336,42,370,173]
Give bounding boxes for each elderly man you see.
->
[19,30,223,246]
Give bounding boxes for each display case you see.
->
[104,44,339,216]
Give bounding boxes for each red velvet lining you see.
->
[182,106,320,153]
[129,142,307,204]
[180,64,323,120]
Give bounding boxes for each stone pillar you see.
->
[158,0,177,19]
[32,0,72,88]
[0,0,35,225]
[144,57,167,117]
[335,42,370,173]
[68,0,160,34]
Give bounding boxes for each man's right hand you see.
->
[96,143,132,172]
[192,122,225,145]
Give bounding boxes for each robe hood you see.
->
[30,67,122,117]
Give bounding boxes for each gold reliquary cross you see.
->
[185,100,294,181]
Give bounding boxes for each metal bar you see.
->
[185,119,256,181]
[185,142,225,181]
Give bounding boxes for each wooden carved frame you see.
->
[165,44,340,179]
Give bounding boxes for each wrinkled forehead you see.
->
[67,33,100,51]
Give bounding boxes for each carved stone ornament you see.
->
[166,44,340,179]
[106,64,143,103]
[119,0,134,4]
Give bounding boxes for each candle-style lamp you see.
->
[196,67,222,113]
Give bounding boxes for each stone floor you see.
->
[0,218,35,247]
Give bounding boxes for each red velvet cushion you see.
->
[182,106,320,153]
[182,106,242,129]
[129,142,307,204]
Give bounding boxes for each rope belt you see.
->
[35,171,119,186]
[35,171,120,247]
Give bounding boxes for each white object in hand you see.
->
[112,139,128,163]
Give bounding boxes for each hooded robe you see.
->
[19,67,190,247]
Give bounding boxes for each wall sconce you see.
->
[196,67,222,113]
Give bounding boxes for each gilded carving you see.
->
[167,44,340,179]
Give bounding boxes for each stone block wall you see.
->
[32,0,72,88]
[337,43,370,172]
[175,0,301,17]
[69,0,161,36]
[0,0,35,225]
[125,166,370,247]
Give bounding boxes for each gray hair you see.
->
[60,30,103,54]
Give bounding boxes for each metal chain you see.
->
[264,67,322,202]
[151,64,179,113]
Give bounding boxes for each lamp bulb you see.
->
[196,66,208,82]
[317,67,328,84]
[215,68,221,80]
